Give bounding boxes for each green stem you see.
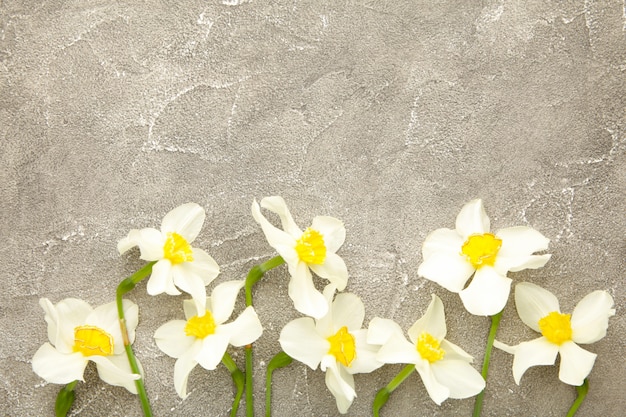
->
[222,352,245,417]
[55,380,78,417]
[472,311,503,417]
[116,262,156,417]
[566,379,589,417]
[244,256,285,417]
[373,364,416,417]
[265,352,293,417]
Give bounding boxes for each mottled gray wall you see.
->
[1,1,624,416]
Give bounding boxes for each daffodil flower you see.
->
[368,294,485,405]
[32,298,140,393]
[418,199,551,315]
[251,196,348,319]
[118,202,220,313]
[279,285,383,414]
[494,282,615,386]
[154,280,262,398]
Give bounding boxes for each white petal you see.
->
[288,262,328,319]
[208,280,244,324]
[408,294,447,343]
[183,298,200,320]
[558,341,597,386]
[571,290,615,344]
[496,226,550,256]
[455,199,490,238]
[147,260,179,296]
[279,317,328,370]
[496,254,551,273]
[430,359,485,399]
[376,334,420,365]
[311,216,346,253]
[348,329,383,374]
[321,356,356,414]
[440,339,474,362]
[421,228,465,260]
[220,306,263,347]
[366,317,405,346]
[91,355,140,393]
[154,320,195,358]
[117,229,141,254]
[32,343,88,384]
[195,334,230,370]
[174,345,200,399]
[459,267,512,316]
[172,265,206,312]
[416,364,450,405]
[309,252,348,291]
[251,199,298,251]
[512,337,559,385]
[493,340,517,355]
[330,293,364,332]
[41,298,92,353]
[136,228,165,261]
[417,251,475,293]
[260,196,302,237]
[514,282,560,332]
[188,248,221,285]
[161,203,205,243]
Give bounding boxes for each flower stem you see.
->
[373,364,415,417]
[222,352,245,417]
[566,379,589,417]
[116,261,155,417]
[472,311,503,417]
[244,256,285,417]
[55,380,77,417]
[265,351,293,417]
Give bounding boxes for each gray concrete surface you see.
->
[1,1,625,416]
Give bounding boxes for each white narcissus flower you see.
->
[494,282,615,386]
[251,196,348,319]
[118,203,220,313]
[417,199,551,315]
[154,280,262,399]
[279,285,383,414]
[367,294,485,405]
[32,298,140,393]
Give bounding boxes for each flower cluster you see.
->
[31,197,614,417]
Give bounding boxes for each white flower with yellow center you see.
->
[279,285,383,414]
[367,294,485,405]
[418,199,551,315]
[153,280,262,399]
[251,196,348,319]
[494,282,615,386]
[32,298,140,393]
[118,203,220,313]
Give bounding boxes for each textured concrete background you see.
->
[1,1,625,416]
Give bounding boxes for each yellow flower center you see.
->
[327,326,356,367]
[416,332,445,363]
[461,233,502,269]
[539,311,572,345]
[184,311,217,339]
[295,228,326,264]
[73,325,114,357]
[163,232,194,264]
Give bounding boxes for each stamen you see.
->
[327,326,356,367]
[416,332,445,363]
[163,232,194,264]
[184,311,217,339]
[461,233,502,269]
[539,311,572,345]
[295,228,326,264]
[73,325,114,357]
